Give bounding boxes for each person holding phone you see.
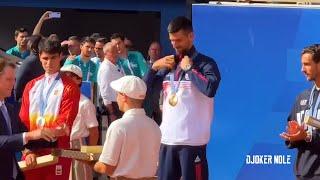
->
[32,11,60,36]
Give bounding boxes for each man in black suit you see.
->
[0,57,56,180]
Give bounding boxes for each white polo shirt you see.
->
[70,94,99,140]
[97,59,123,105]
[99,108,161,178]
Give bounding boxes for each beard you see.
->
[175,48,188,56]
[306,74,315,82]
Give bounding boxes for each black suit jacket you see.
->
[14,53,44,102]
[0,102,26,180]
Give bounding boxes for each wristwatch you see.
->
[305,132,312,142]
[182,63,192,71]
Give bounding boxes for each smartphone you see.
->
[49,12,61,18]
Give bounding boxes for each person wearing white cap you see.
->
[60,64,99,180]
[94,75,161,180]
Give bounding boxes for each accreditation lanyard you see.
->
[169,70,183,95]
[303,85,320,133]
[125,58,134,75]
[83,62,91,81]
[169,51,198,95]
[39,74,60,117]
[308,85,320,118]
[79,59,92,81]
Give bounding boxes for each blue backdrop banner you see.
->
[193,4,320,180]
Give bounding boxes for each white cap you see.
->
[60,64,83,78]
[110,75,147,100]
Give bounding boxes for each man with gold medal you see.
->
[144,16,221,180]
[19,38,80,180]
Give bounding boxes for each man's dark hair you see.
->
[61,44,69,56]
[68,36,80,42]
[149,41,162,50]
[27,35,43,54]
[38,38,62,55]
[302,44,320,63]
[167,16,193,34]
[81,36,96,45]
[14,27,28,37]
[96,37,107,44]
[110,33,125,41]
[0,58,16,74]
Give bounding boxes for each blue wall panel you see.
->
[193,4,320,180]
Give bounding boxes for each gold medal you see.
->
[169,93,178,106]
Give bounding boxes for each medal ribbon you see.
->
[38,74,60,127]
[79,58,91,81]
[169,51,199,95]
[308,85,320,117]
[305,85,320,134]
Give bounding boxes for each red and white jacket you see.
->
[20,72,80,151]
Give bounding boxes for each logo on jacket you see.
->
[131,63,138,68]
[195,155,201,163]
[54,90,60,96]
[185,73,190,81]
[300,99,307,106]
[55,165,62,175]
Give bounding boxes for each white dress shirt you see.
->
[97,59,123,105]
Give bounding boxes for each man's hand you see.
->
[94,161,116,175]
[25,153,37,168]
[25,128,56,142]
[66,55,77,61]
[40,11,53,22]
[61,40,70,47]
[53,124,70,137]
[280,131,308,142]
[280,121,308,142]
[287,121,300,134]
[33,11,54,35]
[180,55,193,71]
[152,55,176,71]
[76,159,96,168]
